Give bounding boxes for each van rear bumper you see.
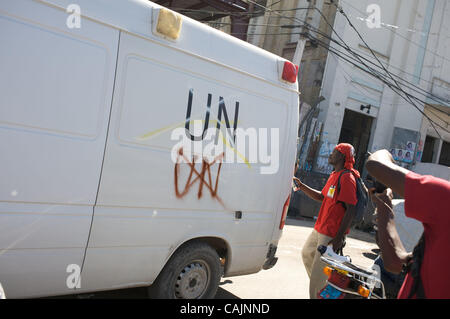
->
[262,244,278,270]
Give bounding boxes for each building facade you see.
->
[244,0,450,219]
[318,0,450,173]
[294,0,450,219]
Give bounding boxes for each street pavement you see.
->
[58,217,378,299]
[215,217,378,299]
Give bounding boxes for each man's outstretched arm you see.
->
[366,150,412,273]
[293,177,324,203]
[372,189,412,274]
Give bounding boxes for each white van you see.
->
[0,0,299,298]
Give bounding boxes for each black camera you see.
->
[364,152,388,194]
[366,175,387,194]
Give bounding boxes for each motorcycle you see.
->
[316,245,386,299]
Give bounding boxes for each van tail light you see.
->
[279,194,291,230]
[279,61,299,83]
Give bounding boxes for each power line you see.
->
[307,27,450,107]
[267,0,283,9]
[302,31,450,135]
[255,1,450,134]
[186,2,450,102]
[171,2,450,69]
[306,22,450,96]
[270,12,450,132]
[169,6,308,17]
[326,36,450,116]
[333,2,447,137]
[205,21,290,27]
[300,5,449,106]
[287,17,450,106]
[169,7,258,17]
[298,12,449,107]
[338,0,450,64]
[205,7,450,96]
[221,0,450,135]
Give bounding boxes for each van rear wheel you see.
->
[149,242,222,299]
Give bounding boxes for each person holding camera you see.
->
[366,149,450,298]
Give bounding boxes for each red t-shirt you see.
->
[314,170,357,238]
[397,172,450,299]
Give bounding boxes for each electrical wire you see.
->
[184,2,450,106]
[245,0,450,135]
[199,5,450,99]
[205,21,290,27]
[339,0,450,64]
[302,31,450,134]
[301,24,450,108]
[180,0,450,134]
[321,37,448,113]
[332,2,447,137]
[168,6,308,17]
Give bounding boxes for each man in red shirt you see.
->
[366,149,450,298]
[294,143,359,298]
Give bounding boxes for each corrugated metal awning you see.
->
[152,0,257,40]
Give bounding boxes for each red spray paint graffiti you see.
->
[174,148,225,207]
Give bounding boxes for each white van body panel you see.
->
[0,0,298,298]
[0,0,118,298]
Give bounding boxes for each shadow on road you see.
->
[52,284,240,299]
[50,287,149,299]
[214,287,240,299]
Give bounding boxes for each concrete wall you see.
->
[289,170,328,218]
[413,162,450,181]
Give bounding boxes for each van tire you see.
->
[149,242,222,299]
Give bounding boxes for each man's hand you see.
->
[366,150,409,198]
[370,188,394,221]
[328,236,344,253]
[293,177,302,191]
[293,177,324,202]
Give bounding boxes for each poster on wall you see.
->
[395,149,405,161]
[390,148,397,159]
[403,150,413,163]
[406,141,416,152]
[391,127,420,164]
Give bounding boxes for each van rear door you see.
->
[81,17,298,287]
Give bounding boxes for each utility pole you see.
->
[292,38,306,66]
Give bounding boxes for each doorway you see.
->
[422,135,437,163]
[338,109,374,173]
